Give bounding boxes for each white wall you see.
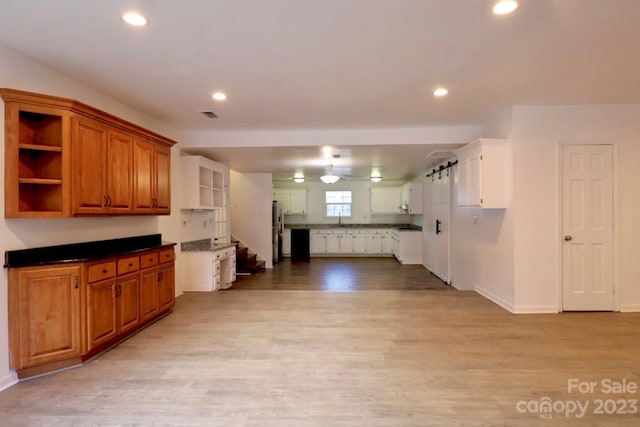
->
[450,174,515,309]
[0,45,184,390]
[180,210,215,243]
[274,180,411,225]
[230,171,273,268]
[511,105,640,313]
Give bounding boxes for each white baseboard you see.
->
[512,305,560,314]
[474,286,515,313]
[619,304,640,312]
[0,371,18,392]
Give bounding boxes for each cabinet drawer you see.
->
[117,256,139,275]
[88,261,117,283]
[213,260,221,276]
[140,252,159,269]
[159,248,174,264]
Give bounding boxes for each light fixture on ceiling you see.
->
[212,92,227,101]
[320,165,340,184]
[433,87,448,97]
[122,11,148,27]
[493,0,518,15]
[293,172,305,183]
[370,176,382,183]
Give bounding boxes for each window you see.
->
[325,190,352,217]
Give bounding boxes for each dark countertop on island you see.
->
[4,234,176,268]
[285,223,422,231]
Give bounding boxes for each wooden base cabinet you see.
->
[86,267,140,351]
[8,245,175,379]
[140,248,175,322]
[8,264,83,371]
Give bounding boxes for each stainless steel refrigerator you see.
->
[272,200,283,263]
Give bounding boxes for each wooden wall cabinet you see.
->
[1,88,177,218]
[3,101,72,217]
[133,138,171,214]
[73,118,134,215]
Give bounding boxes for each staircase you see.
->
[235,241,266,276]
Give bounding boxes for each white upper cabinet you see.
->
[401,181,423,214]
[181,155,227,210]
[370,187,402,213]
[455,138,508,209]
[274,189,307,214]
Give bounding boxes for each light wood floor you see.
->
[1,259,639,426]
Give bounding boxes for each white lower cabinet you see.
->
[181,245,236,291]
[310,230,327,254]
[366,229,393,254]
[393,230,423,264]
[307,228,406,256]
[325,232,340,253]
[352,230,367,253]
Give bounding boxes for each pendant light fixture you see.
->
[320,165,340,184]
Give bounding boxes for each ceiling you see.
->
[1,0,639,181]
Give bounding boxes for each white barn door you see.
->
[562,145,614,311]
[425,167,451,284]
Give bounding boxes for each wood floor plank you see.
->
[1,258,639,425]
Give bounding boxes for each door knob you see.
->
[564,235,573,241]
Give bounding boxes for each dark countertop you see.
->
[4,234,176,268]
[181,239,237,252]
[285,223,422,231]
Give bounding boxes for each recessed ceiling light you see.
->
[433,88,449,97]
[122,12,148,27]
[212,92,227,101]
[493,1,518,15]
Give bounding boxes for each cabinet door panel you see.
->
[155,145,171,213]
[73,117,107,214]
[87,279,117,350]
[17,266,82,368]
[140,267,159,322]
[288,190,306,214]
[466,147,482,207]
[106,129,133,213]
[118,274,140,334]
[326,235,340,253]
[158,263,175,311]
[132,138,154,212]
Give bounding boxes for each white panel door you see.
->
[425,168,451,284]
[562,145,613,311]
